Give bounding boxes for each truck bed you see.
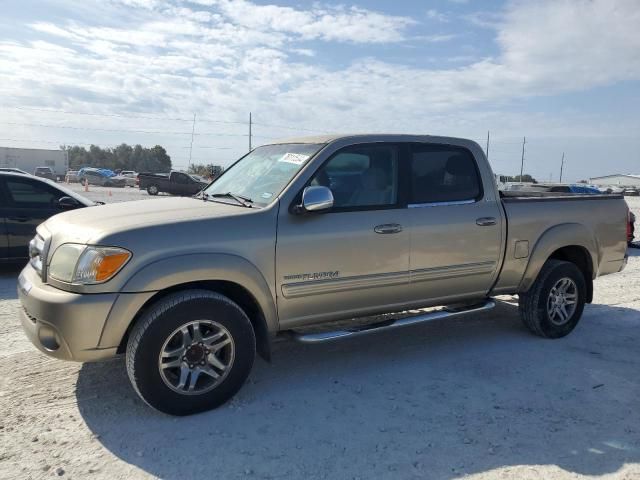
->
[500,191,624,201]
[492,191,629,295]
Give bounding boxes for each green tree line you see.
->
[62,144,172,173]
[503,174,537,183]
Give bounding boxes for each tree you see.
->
[188,163,224,179]
[61,144,172,173]
[503,174,537,183]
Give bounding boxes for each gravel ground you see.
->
[0,191,638,480]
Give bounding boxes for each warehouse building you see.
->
[588,174,640,187]
[0,146,68,179]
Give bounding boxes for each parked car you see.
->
[65,170,80,183]
[0,167,29,175]
[0,172,95,261]
[119,170,138,187]
[17,134,629,415]
[138,171,208,196]
[78,168,126,188]
[622,188,639,196]
[548,184,601,194]
[34,166,56,181]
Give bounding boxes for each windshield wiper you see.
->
[207,192,253,208]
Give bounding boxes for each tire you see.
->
[147,184,159,195]
[518,259,586,338]
[126,290,256,416]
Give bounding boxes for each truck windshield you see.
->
[204,143,323,207]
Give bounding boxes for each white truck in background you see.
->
[0,147,68,180]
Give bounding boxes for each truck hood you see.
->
[43,197,253,244]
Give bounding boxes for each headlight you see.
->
[49,244,131,284]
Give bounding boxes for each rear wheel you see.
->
[519,259,586,338]
[126,290,256,416]
[147,184,159,195]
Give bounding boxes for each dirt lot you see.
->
[0,190,639,480]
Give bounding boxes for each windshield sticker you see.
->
[261,192,273,199]
[278,152,309,165]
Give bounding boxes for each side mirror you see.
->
[58,196,80,209]
[299,186,334,213]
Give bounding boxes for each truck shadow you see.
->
[76,298,640,479]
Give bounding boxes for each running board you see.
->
[291,299,496,344]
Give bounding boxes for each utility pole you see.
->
[559,152,565,183]
[520,136,526,182]
[249,112,252,151]
[188,112,196,170]
[486,130,490,161]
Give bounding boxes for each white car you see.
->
[119,170,138,187]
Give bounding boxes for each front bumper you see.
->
[18,265,119,362]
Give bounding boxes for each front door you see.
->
[172,172,192,195]
[275,143,411,328]
[405,143,502,305]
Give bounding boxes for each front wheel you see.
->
[126,290,256,415]
[518,259,586,338]
[147,184,159,195]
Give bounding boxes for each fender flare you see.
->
[100,253,278,358]
[518,223,598,293]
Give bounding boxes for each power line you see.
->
[3,105,331,132]
[252,121,331,134]
[0,121,250,136]
[0,137,239,151]
[2,105,248,125]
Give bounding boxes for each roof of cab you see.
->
[265,133,474,146]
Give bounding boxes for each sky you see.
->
[0,0,639,181]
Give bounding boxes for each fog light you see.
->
[38,325,60,351]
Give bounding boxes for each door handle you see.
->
[476,217,497,226]
[9,217,29,223]
[374,223,403,234]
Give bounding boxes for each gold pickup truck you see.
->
[18,134,629,415]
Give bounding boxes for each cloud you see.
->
[426,9,448,22]
[1,0,639,175]
[212,0,415,43]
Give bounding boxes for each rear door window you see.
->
[409,144,482,204]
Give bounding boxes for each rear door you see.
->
[2,176,64,259]
[405,143,503,304]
